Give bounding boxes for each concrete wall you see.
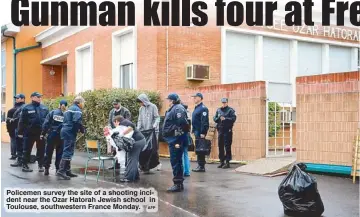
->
[160,81,267,161]
[296,71,360,166]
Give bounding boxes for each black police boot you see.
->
[22,164,33,172]
[167,184,184,192]
[222,162,230,169]
[218,162,225,168]
[192,166,205,172]
[9,156,17,160]
[10,159,22,167]
[44,167,50,176]
[56,160,70,180]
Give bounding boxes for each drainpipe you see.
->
[2,26,42,103]
[166,26,169,91]
[2,26,16,102]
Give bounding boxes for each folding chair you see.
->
[84,140,116,182]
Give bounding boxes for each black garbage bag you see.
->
[139,129,160,171]
[278,163,324,217]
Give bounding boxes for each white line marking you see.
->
[79,175,200,217]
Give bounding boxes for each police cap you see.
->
[14,93,25,99]
[30,92,42,97]
[191,92,203,100]
[167,93,179,101]
[59,100,68,106]
[221,98,228,103]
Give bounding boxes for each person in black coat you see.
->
[18,92,49,172]
[213,98,237,169]
[41,100,68,176]
[6,94,26,160]
[191,93,209,172]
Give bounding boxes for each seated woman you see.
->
[105,115,145,182]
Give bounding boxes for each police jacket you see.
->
[213,106,237,130]
[192,102,209,135]
[6,102,25,137]
[60,104,84,140]
[42,108,65,135]
[162,103,189,138]
[18,101,49,136]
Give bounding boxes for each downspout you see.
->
[2,26,42,102]
[2,27,16,102]
[166,26,169,91]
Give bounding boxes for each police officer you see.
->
[162,93,190,192]
[10,94,26,168]
[41,100,68,176]
[57,96,85,180]
[191,93,209,173]
[6,94,26,160]
[18,92,49,172]
[213,98,237,169]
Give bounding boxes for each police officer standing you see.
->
[6,94,26,160]
[18,92,49,172]
[57,96,85,180]
[191,93,209,173]
[162,93,190,192]
[41,100,68,176]
[213,98,237,169]
[10,94,26,168]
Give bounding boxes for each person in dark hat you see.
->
[107,99,131,171]
[191,92,209,172]
[213,98,237,169]
[41,100,68,176]
[162,93,190,192]
[57,96,86,180]
[6,94,26,160]
[10,94,27,167]
[109,99,131,128]
[17,92,49,172]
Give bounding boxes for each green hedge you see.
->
[43,88,162,153]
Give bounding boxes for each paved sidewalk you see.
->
[2,143,359,217]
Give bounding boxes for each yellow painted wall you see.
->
[16,26,47,99]
[2,39,14,143]
[1,26,47,143]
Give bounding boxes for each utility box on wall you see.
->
[186,64,210,81]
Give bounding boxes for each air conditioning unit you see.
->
[186,64,210,81]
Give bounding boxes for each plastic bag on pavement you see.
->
[278,163,325,217]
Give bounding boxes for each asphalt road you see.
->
[1,143,359,217]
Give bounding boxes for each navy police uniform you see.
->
[191,93,209,171]
[57,101,85,179]
[6,94,26,159]
[42,100,67,174]
[10,100,26,167]
[162,93,190,192]
[18,92,49,172]
[213,98,237,168]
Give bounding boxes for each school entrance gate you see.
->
[266,82,295,157]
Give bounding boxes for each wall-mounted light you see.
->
[49,66,55,76]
